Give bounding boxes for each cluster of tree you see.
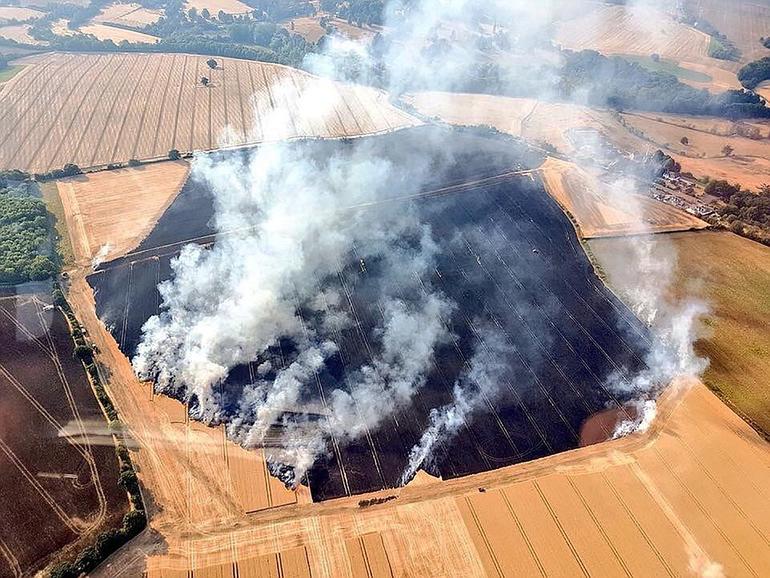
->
[35,162,82,181]
[738,57,770,90]
[556,51,770,119]
[0,193,56,285]
[49,287,148,578]
[320,0,385,26]
[706,180,770,246]
[763,37,770,49]
[244,0,315,22]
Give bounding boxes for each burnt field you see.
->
[0,289,128,577]
[89,127,652,501]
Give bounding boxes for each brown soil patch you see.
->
[56,160,190,266]
[540,157,708,238]
[0,52,419,173]
[0,293,128,577]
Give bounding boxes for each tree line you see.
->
[738,57,770,90]
[703,179,770,246]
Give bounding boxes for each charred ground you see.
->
[88,126,651,501]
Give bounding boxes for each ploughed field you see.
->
[0,290,127,577]
[88,127,651,501]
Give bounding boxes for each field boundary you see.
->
[44,283,147,578]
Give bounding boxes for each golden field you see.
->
[0,52,419,173]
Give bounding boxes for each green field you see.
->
[619,54,712,83]
[0,65,24,83]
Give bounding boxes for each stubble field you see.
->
[0,6,44,22]
[56,160,191,266]
[408,91,770,191]
[0,52,419,173]
[686,0,770,64]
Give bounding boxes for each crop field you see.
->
[101,379,770,578]
[57,160,191,266]
[78,23,160,44]
[686,0,770,63]
[86,127,652,502]
[183,0,252,16]
[408,91,770,191]
[592,230,770,438]
[0,24,41,44]
[540,157,708,238]
[554,4,711,63]
[621,112,770,189]
[0,52,419,173]
[0,291,128,577]
[0,6,44,22]
[92,2,164,28]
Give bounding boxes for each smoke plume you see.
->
[133,0,710,486]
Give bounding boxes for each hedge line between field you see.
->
[47,284,147,578]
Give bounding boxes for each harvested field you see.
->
[592,230,770,438]
[0,52,419,173]
[183,0,252,16]
[0,290,128,577]
[408,91,770,190]
[92,2,164,28]
[686,0,770,63]
[540,157,708,238]
[282,17,327,43]
[96,378,770,578]
[554,3,711,63]
[78,22,160,43]
[0,6,45,22]
[86,127,652,502]
[621,111,770,189]
[0,24,42,44]
[56,160,191,266]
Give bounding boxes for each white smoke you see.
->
[132,0,711,486]
[133,126,460,481]
[401,324,513,483]
[601,178,709,437]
